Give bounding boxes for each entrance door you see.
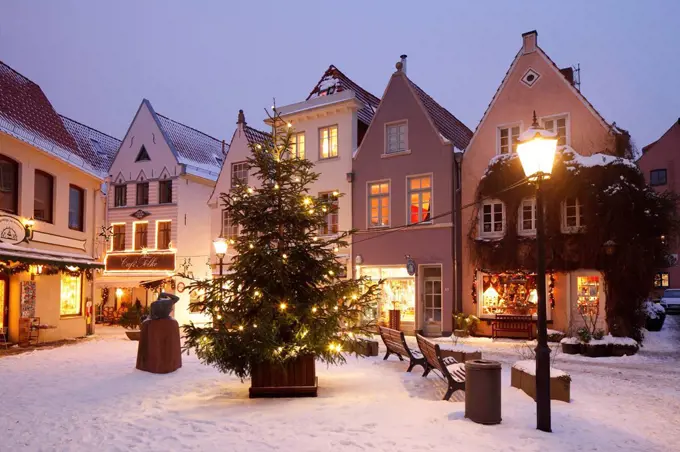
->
[0,274,9,332]
[422,267,442,335]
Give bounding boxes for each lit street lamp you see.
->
[213,237,228,276]
[517,111,558,433]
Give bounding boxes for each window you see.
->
[136,182,149,206]
[231,162,249,187]
[134,222,148,250]
[60,273,82,316]
[319,192,339,235]
[0,154,19,214]
[368,181,390,227]
[542,116,568,147]
[319,125,338,159]
[479,271,541,317]
[407,175,432,224]
[114,185,127,207]
[498,125,520,155]
[291,132,306,159]
[654,272,670,288]
[518,198,536,235]
[135,145,150,162]
[159,180,172,204]
[386,122,407,154]
[577,276,600,317]
[68,185,84,231]
[34,170,54,223]
[480,200,505,237]
[112,224,125,251]
[221,210,238,241]
[650,169,667,187]
[562,198,584,233]
[157,221,171,249]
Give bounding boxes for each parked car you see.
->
[660,289,680,314]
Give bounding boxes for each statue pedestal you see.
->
[136,318,182,374]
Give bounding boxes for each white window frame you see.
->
[291,132,306,159]
[385,121,408,154]
[518,198,537,236]
[561,198,584,233]
[497,123,522,155]
[541,113,570,148]
[479,199,505,238]
[319,125,338,160]
[406,174,432,225]
[318,191,339,235]
[221,209,238,241]
[231,162,249,187]
[367,180,390,228]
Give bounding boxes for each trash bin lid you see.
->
[465,359,502,370]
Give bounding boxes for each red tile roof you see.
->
[307,65,380,125]
[243,124,271,147]
[155,111,226,170]
[60,115,120,173]
[406,77,473,150]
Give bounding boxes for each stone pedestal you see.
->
[136,318,182,374]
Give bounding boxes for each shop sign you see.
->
[406,257,416,276]
[106,252,175,272]
[131,209,151,220]
[0,215,28,245]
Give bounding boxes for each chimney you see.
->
[400,54,407,75]
[560,67,574,85]
[237,109,246,126]
[522,30,538,54]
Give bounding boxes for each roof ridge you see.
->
[405,75,470,131]
[0,60,34,86]
[156,112,223,144]
[59,114,121,142]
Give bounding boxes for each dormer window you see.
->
[498,125,520,155]
[480,200,505,238]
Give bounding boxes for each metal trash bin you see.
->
[465,359,502,425]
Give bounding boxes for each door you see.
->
[0,274,9,332]
[422,266,442,335]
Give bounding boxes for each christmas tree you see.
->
[182,110,380,380]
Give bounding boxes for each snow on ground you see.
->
[2,320,680,452]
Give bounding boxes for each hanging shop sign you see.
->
[0,215,28,245]
[406,256,417,276]
[105,252,176,272]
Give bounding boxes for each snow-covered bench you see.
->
[378,326,426,372]
[416,334,466,401]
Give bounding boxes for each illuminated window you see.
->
[368,181,390,227]
[318,192,339,235]
[654,272,670,288]
[359,266,415,324]
[386,122,407,154]
[542,116,568,147]
[34,170,54,223]
[68,185,84,231]
[479,272,540,317]
[136,182,149,206]
[498,125,520,155]
[231,162,249,187]
[114,185,127,207]
[112,224,125,251]
[134,222,148,250]
[562,198,584,233]
[407,175,431,224]
[159,180,172,204]
[577,276,600,317]
[518,198,536,235]
[319,125,338,159]
[60,273,82,316]
[221,210,238,240]
[291,132,305,159]
[480,200,505,237]
[157,221,171,249]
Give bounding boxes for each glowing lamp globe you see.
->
[213,237,228,258]
[517,116,558,181]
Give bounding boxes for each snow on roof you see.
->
[306,65,380,125]
[562,146,638,171]
[243,125,271,147]
[60,115,120,174]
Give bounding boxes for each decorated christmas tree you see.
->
[182,110,380,381]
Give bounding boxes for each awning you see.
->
[0,242,104,268]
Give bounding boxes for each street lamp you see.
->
[517,111,558,433]
[213,237,228,276]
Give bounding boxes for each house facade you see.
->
[97,99,224,326]
[0,61,115,343]
[638,118,680,294]
[461,31,626,335]
[352,58,472,336]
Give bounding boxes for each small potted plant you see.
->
[644,300,666,332]
[119,299,149,341]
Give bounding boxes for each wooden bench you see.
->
[491,314,533,339]
[416,334,466,401]
[378,326,426,373]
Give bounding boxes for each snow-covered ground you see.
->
[2,319,680,452]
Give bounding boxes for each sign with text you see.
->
[0,215,28,245]
[105,252,176,272]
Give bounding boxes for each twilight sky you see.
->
[1,0,678,151]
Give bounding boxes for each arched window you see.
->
[34,170,54,223]
[0,155,19,214]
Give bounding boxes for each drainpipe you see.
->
[453,150,463,314]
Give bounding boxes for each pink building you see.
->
[638,118,680,293]
[352,57,472,336]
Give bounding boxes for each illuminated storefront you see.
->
[357,266,416,329]
[475,270,552,320]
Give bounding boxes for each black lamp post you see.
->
[517,112,558,433]
[213,237,228,276]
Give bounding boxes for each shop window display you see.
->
[359,266,415,325]
[577,276,600,316]
[480,272,538,316]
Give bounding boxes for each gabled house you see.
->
[98,99,225,326]
[0,61,116,343]
[352,57,472,336]
[638,118,680,293]
[461,31,631,336]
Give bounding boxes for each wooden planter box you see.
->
[250,354,318,398]
[610,344,639,357]
[347,338,379,356]
[511,366,570,403]
[561,342,581,355]
[581,343,609,357]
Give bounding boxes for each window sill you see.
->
[518,231,536,237]
[477,234,505,240]
[317,156,340,162]
[68,227,84,232]
[381,150,412,159]
[561,227,585,234]
[60,315,83,320]
[368,225,391,230]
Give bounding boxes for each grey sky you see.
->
[1,0,678,150]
